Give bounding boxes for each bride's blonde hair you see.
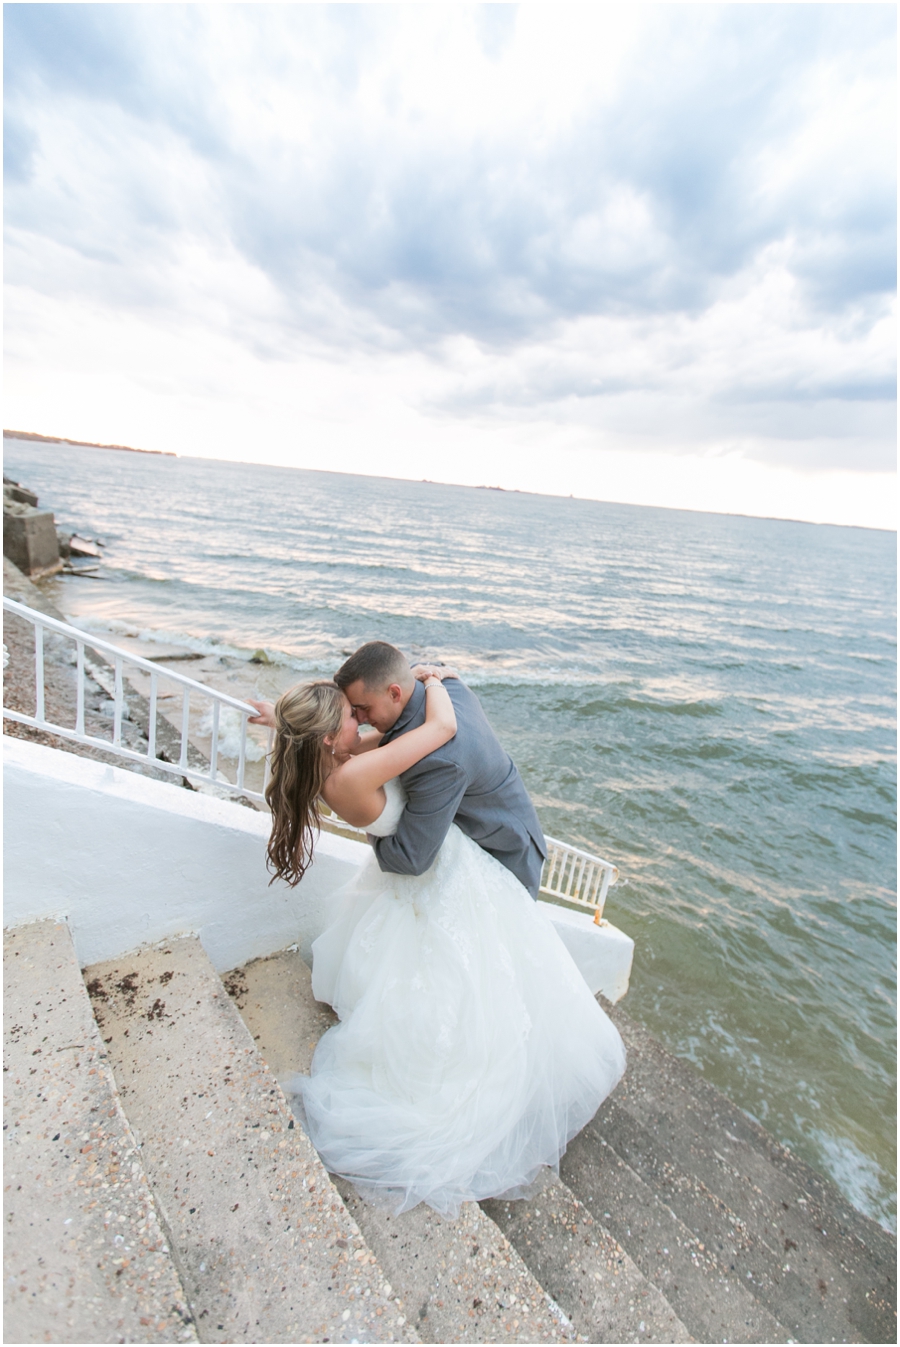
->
[265,680,345,887]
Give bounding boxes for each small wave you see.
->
[198,706,266,762]
[624,697,723,717]
[808,1129,896,1234]
[562,693,724,718]
[827,805,897,830]
[109,568,176,586]
[64,614,309,670]
[464,668,610,688]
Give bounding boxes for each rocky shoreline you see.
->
[1,468,261,794]
[4,468,110,580]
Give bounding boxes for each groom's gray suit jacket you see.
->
[372,679,547,898]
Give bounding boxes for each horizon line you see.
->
[4,427,895,536]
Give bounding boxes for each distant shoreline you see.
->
[5,431,894,533]
[3,429,175,458]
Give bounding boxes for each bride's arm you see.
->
[336,679,456,790]
[322,680,456,823]
[348,727,383,754]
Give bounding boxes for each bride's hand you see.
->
[247,699,276,726]
[412,664,459,682]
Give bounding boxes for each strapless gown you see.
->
[283,778,626,1217]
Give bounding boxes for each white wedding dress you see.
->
[284,779,626,1217]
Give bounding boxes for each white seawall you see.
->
[3,736,632,998]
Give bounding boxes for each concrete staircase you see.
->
[559,1010,897,1345]
[4,922,196,1344]
[5,920,895,1344]
[227,945,679,1346]
[227,945,895,1346]
[82,935,417,1345]
[5,923,415,1346]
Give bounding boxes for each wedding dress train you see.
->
[284,779,626,1216]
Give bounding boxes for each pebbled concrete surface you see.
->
[334,1179,573,1347]
[596,1098,861,1344]
[221,945,337,1080]
[563,1122,789,1343]
[227,945,575,1344]
[483,1167,692,1344]
[85,936,417,1345]
[334,1178,576,1345]
[564,1000,896,1344]
[598,1004,895,1343]
[4,920,196,1344]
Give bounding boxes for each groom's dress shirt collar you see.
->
[385,679,425,741]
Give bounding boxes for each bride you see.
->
[263,668,626,1217]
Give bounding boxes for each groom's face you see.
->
[343,679,405,733]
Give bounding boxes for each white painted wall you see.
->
[548,904,634,1005]
[3,737,632,998]
[3,737,363,970]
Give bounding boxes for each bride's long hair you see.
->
[265,680,345,887]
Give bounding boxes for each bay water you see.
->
[4,437,896,1230]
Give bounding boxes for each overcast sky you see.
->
[4,4,896,528]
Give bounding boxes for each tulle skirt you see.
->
[283,825,626,1217]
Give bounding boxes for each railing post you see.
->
[75,641,85,736]
[263,727,273,797]
[236,715,248,792]
[113,657,124,746]
[179,691,190,770]
[209,700,220,781]
[148,671,158,761]
[34,624,45,723]
[597,868,612,915]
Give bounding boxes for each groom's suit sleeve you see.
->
[371,756,467,877]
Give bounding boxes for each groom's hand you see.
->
[247,699,276,727]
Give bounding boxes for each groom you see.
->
[334,641,547,898]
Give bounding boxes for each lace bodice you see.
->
[366,777,407,837]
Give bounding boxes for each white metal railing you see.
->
[3,596,269,803]
[3,597,618,919]
[541,836,617,922]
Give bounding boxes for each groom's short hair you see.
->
[335,641,411,691]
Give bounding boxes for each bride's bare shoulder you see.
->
[321,762,352,804]
[321,761,386,829]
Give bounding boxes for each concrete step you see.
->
[4,920,196,1344]
[334,1177,576,1345]
[226,945,577,1345]
[84,936,416,1344]
[595,1099,860,1343]
[562,1119,790,1343]
[482,1167,692,1344]
[587,1003,895,1344]
[600,1007,894,1341]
